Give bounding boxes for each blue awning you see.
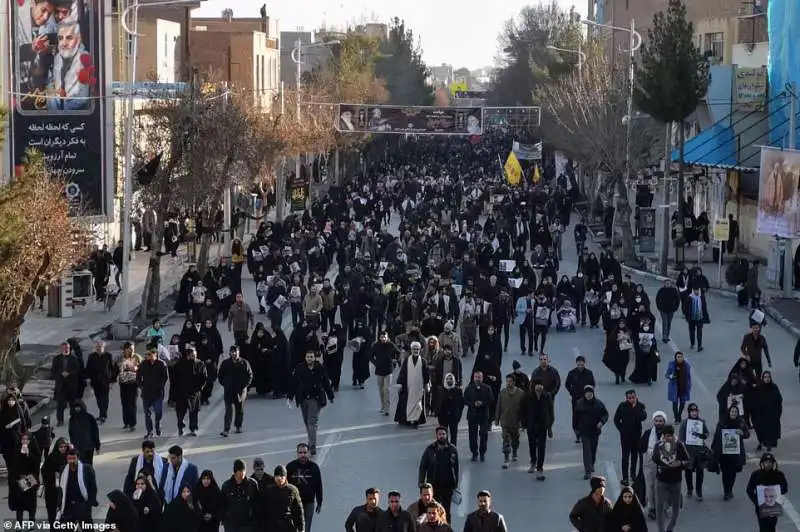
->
[670,121,757,171]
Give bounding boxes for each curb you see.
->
[619,263,737,299]
[762,305,800,339]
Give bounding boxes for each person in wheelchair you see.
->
[556,300,578,332]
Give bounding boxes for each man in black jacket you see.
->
[289,351,335,456]
[613,389,647,485]
[84,341,115,423]
[262,465,305,532]
[463,490,507,532]
[375,490,415,532]
[286,443,323,531]
[418,426,459,523]
[123,440,167,496]
[575,385,609,479]
[655,279,681,343]
[519,380,554,480]
[564,355,595,443]
[173,346,207,436]
[221,459,259,532]
[463,371,494,462]
[218,345,253,437]
[345,487,381,532]
[369,331,401,416]
[51,342,82,426]
[137,345,169,439]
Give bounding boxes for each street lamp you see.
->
[546,44,586,81]
[582,19,642,253]
[275,40,339,221]
[118,0,198,325]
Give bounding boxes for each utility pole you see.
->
[275,81,286,221]
[783,83,797,297]
[295,39,302,216]
[660,121,672,275]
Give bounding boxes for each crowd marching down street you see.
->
[1,135,797,532]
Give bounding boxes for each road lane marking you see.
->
[315,432,341,466]
[603,460,620,502]
[457,469,471,517]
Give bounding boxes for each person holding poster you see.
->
[678,403,711,500]
[746,452,788,532]
[711,404,750,500]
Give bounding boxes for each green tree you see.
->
[488,2,582,106]
[633,0,710,270]
[374,17,434,105]
[0,106,87,385]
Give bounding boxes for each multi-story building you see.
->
[190,12,281,110]
[430,63,454,88]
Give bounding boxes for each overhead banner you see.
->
[757,146,800,237]
[512,140,542,160]
[289,174,309,212]
[337,104,483,135]
[8,0,109,216]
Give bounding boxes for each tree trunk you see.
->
[197,232,213,277]
[0,312,34,389]
[614,176,637,262]
[139,223,165,321]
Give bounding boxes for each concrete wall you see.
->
[155,19,182,83]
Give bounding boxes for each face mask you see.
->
[578,273,583,277]
[133,489,142,500]
[21,443,28,454]
[643,326,650,332]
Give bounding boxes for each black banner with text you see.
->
[337,104,483,135]
[8,0,109,216]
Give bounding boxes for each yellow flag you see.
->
[504,151,523,186]
[532,165,541,183]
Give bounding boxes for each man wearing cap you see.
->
[510,361,529,391]
[568,476,613,531]
[221,458,259,532]
[574,385,609,479]
[217,345,253,437]
[262,465,305,532]
[56,447,98,525]
[463,490,507,532]
[286,443,324,531]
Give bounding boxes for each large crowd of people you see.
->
[0,134,792,532]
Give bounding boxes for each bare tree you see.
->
[538,55,661,261]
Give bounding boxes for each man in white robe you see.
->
[394,341,430,427]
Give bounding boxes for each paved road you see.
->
[4,215,800,531]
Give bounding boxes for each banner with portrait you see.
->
[8,0,109,216]
[757,147,800,237]
[336,104,483,135]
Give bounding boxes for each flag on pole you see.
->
[532,164,541,183]
[504,151,523,186]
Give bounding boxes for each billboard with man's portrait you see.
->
[7,0,109,216]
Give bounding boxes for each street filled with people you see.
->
[1,135,799,532]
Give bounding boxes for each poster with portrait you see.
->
[757,147,800,237]
[8,0,108,216]
[757,484,783,518]
[336,104,483,135]
[684,419,704,446]
[727,393,745,416]
[721,428,741,455]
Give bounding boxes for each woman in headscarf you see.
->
[162,485,200,532]
[7,431,41,521]
[751,371,783,452]
[105,489,139,532]
[194,470,223,532]
[607,486,647,531]
[0,391,27,467]
[711,404,750,500]
[41,437,69,524]
[130,473,162,532]
[603,318,632,385]
[175,265,201,315]
[247,323,270,395]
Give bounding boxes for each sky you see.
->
[195,0,588,71]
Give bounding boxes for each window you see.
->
[125,34,134,57]
[703,32,724,63]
